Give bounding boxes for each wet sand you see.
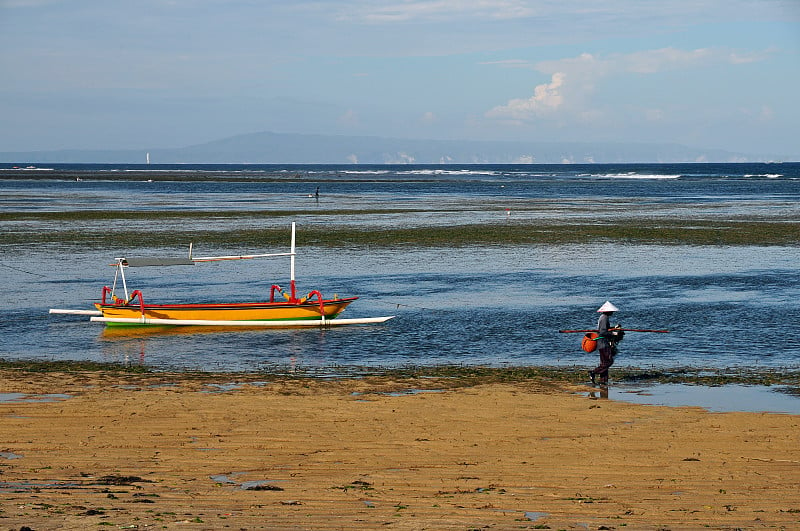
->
[1,369,799,530]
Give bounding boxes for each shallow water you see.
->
[3,163,800,237]
[604,384,800,414]
[0,393,71,404]
[2,243,797,375]
[1,164,798,389]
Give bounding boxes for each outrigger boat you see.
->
[50,223,394,328]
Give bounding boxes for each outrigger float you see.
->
[50,223,394,328]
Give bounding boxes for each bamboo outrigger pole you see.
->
[559,328,669,333]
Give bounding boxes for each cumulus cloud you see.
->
[485,47,772,123]
[486,72,565,121]
[384,152,416,163]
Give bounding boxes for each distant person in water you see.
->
[589,301,624,385]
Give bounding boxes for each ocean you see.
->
[1,163,798,383]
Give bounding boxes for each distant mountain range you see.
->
[0,131,773,164]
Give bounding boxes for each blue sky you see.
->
[1,0,798,159]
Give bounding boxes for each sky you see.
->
[1,0,798,159]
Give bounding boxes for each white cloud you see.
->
[622,47,716,73]
[485,72,565,121]
[331,0,798,26]
[728,49,775,64]
[485,47,773,123]
[536,47,771,77]
[384,151,416,163]
[341,0,536,23]
[478,59,535,68]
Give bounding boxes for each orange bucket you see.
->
[581,332,598,353]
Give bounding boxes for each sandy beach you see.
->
[1,369,799,530]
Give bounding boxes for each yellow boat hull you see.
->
[94,298,357,326]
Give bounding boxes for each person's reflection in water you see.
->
[589,387,609,400]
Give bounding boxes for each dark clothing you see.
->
[592,312,617,384]
[593,344,616,383]
[596,313,612,347]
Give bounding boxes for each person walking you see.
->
[589,301,623,385]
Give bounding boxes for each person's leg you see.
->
[593,346,614,384]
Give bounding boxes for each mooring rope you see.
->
[371,299,461,313]
[0,261,49,278]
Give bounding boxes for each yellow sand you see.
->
[1,370,799,530]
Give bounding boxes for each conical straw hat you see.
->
[597,301,619,312]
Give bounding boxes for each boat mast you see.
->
[290,221,297,301]
[110,223,300,300]
[113,258,130,300]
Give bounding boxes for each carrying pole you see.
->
[559,328,669,333]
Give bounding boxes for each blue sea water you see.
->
[1,163,798,388]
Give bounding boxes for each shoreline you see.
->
[2,362,800,416]
[3,360,800,389]
[1,367,799,529]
